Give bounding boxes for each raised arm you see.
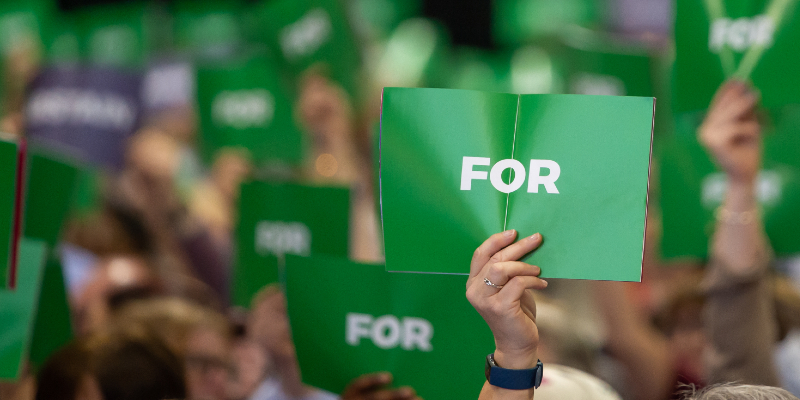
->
[698,80,779,385]
[466,230,548,400]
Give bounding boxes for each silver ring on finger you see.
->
[484,278,504,289]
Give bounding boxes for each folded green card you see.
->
[285,255,494,399]
[380,88,653,281]
[231,181,349,307]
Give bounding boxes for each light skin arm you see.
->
[699,80,767,273]
[466,230,548,400]
[698,80,779,385]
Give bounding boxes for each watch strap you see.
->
[485,353,543,390]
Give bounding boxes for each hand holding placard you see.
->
[466,230,546,371]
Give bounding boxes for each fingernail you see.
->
[400,387,414,396]
[378,373,391,382]
[504,229,515,237]
[541,279,548,287]
[529,233,541,241]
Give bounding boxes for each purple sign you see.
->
[24,66,143,169]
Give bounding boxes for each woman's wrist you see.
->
[493,348,539,370]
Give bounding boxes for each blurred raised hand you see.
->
[698,80,761,185]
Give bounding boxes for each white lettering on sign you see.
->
[701,170,782,208]
[212,89,275,129]
[346,313,433,351]
[461,156,560,194]
[254,221,311,257]
[26,88,136,130]
[280,8,332,61]
[709,15,775,52]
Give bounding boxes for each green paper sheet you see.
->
[0,138,18,289]
[380,88,653,281]
[232,181,349,307]
[248,0,362,96]
[196,55,304,167]
[673,0,800,113]
[285,255,494,399]
[24,148,81,247]
[0,239,47,380]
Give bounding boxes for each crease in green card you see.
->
[0,239,48,380]
[232,181,349,307]
[380,88,654,281]
[285,255,494,399]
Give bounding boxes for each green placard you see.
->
[0,138,18,289]
[20,149,79,368]
[0,239,47,380]
[0,0,55,58]
[71,1,155,67]
[196,55,304,167]
[493,0,599,45]
[658,116,800,260]
[380,88,653,281]
[248,0,362,96]
[24,148,81,247]
[232,181,349,307]
[285,255,494,399]
[173,0,245,59]
[371,18,449,89]
[347,0,422,39]
[673,0,800,113]
[447,46,566,95]
[565,44,654,97]
[28,256,73,369]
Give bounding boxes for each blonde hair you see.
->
[111,297,231,357]
[681,383,798,400]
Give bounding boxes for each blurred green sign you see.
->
[249,0,361,95]
[285,255,494,399]
[232,181,349,307]
[0,138,20,289]
[674,0,800,113]
[196,56,304,167]
[0,239,47,380]
[659,113,800,260]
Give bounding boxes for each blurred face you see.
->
[185,327,231,400]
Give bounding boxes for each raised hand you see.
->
[698,80,762,184]
[466,230,547,370]
[341,373,420,400]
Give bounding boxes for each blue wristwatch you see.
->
[485,353,543,390]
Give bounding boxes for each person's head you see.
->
[37,330,186,400]
[112,297,233,400]
[681,383,799,400]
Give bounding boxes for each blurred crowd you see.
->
[0,0,799,399]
